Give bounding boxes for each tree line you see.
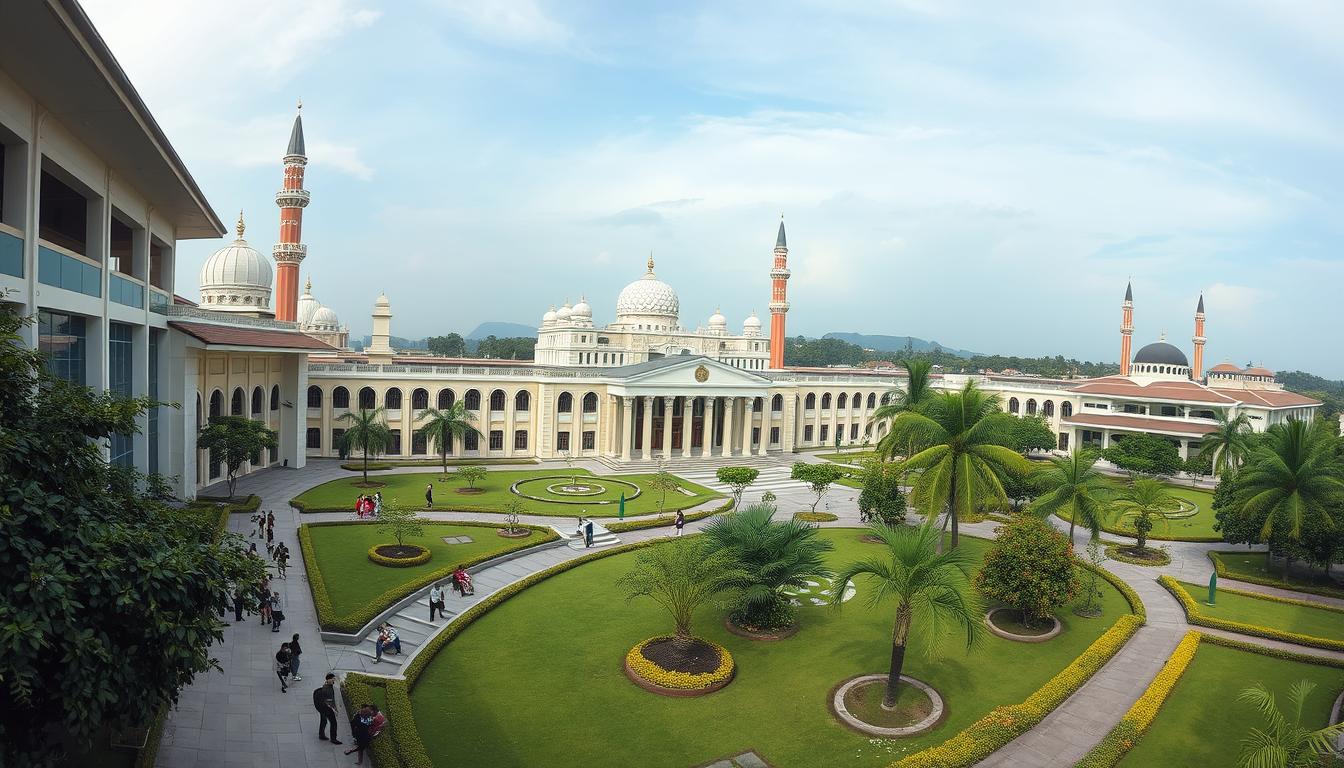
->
[782,335,1119,378]
[425,333,536,360]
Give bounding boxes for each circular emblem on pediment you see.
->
[694,365,710,383]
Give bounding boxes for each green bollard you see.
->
[618,493,625,520]
[1207,572,1217,606]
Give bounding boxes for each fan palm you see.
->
[1232,418,1344,542]
[1236,679,1344,768]
[1028,449,1115,543]
[1199,410,1253,477]
[617,538,742,650]
[830,521,982,709]
[1114,477,1176,553]
[415,402,481,479]
[869,359,934,459]
[338,407,392,486]
[701,503,834,628]
[882,381,1031,549]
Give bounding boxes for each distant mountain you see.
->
[354,335,427,350]
[467,322,535,340]
[823,332,982,359]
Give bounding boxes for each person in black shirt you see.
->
[274,643,291,693]
[313,674,342,744]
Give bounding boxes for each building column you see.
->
[813,395,823,447]
[858,398,869,447]
[701,397,714,458]
[783,395,797,453]
[661,396,674,460]
[641,396,655,461]
[741,400,754,457]
[621,397,634,462]
[722,396,736,457]
[757,402,769,456]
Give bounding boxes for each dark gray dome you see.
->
[1133,341,1188,367]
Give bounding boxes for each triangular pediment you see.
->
[609,355,771,390]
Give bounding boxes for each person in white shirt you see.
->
[428,583,446,620]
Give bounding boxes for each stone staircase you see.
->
[551,520,620,549]
[594,453,790,473]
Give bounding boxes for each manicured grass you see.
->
[306,522,547,620]
[1060,483,1220,540]
[292,469,721,517]
[1174,581,1344,641]
[1214,551,1344,598]
[818,450,881,464]
[1119,643,1344,768]
[409,530,1131,768]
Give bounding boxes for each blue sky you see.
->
[85,1,1344,375]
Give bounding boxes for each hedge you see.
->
[1055,510,1221,543]
[1075,631,1201,768]
[367,544,432,568]
[1208,551,1344,601]
[342,674,428,768]
[606,499,734,533]
[626,636,734,689]
[1158,575,1344,653]
[299,520,559,633]
[1103,544,1170,567]
[1198,630,1344,669]
[339,457,538,471]
[793,512,839,522]
[130,704,168,768]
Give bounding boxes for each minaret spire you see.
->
[273,99,310,321]
[1119,281,1134,377]
[1192,292,1206,381]
[768,216,791,369]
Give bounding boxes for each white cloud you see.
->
[430,0,570,47]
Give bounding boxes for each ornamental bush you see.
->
[857,459,906,525]
[975,516,1078,626]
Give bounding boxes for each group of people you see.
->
[272,632,305,691]
[309,672,388,764]
[354,492,382,519]
[426,566,475,620]
[239,548,288,632]
[373,622,401,663]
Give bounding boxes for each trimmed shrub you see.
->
[1158,575,1344,653]
[366,543,431,568]
[625,637,734,690]
[976,516,1078,626]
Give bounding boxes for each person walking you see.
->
[287,633,303,681]
[258,580,272,626]
[232,587,245,622]
[274,643,292,693]
[265,519,275,556]
[424,484,433,508]
[428,582,446,621]
[373,491,383,517]
[344,704,374,764]
[270,591,285,632]
[674,510,685,537]
[274,544,289,579]
[584,518,594,548]
[313,674,342,744]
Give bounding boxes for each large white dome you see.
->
[310,306,341,331]
[199,212,272,312]
[615,258,679,322]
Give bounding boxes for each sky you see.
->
[83,0,1344,376]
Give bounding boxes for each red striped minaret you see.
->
[768,217,790,369]
[273,101,309,321]
[1119,281,1134,376]
[1192,293,1206,381]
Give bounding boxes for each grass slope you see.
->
[1060,483,1219,540]
[1119,643,1344,768]
[1174,581,1344,641]
[409,530,1130,768]
[1214,551,1344,598]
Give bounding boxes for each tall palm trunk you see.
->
[948,461,960,550]
[885,601,913,709]
[362,445,369,485]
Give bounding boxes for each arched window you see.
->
[837,393,848,409]
[515,391,531,411]
[358,387,376,410]
[411,388,429,410]
[251,386,263,415]
[752,397,763,413]
[772,394,784,412]
[821,393,832,409]
[853,392,861,410]
[489,389,506,411]
[307,385,322,409]
[437,388,455,409]
[867,393,877,409]
[1061,402,1073,417]
[332,386,350,409]
[271,385,280,411]
[1008,397,1020,414]
[558,392,573,413]
[464,389,480,410]
[1026,398,1037,416]
[583,392,598,413]
[386,388,403,410]
[231,388,244,416]
[804,393,816,410]
[1042,400,1055,417]
[209,390,223,419]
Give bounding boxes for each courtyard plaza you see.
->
[152,457,1344,768]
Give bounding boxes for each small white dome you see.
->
[556,302,573,321]
[375,292,390,307]
[310,306,341,330]
[199,212,272,312]
[572,296,592,317]
[708,308,727,327]
[743,311,761,328]
[297,279,320,327]
[541,306,557,327]
[615,257,679,322]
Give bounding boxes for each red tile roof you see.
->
[170,321,335,351]
[1209,388,1321,408]
[1069,377,1237,404]
[1063,412,1220,436]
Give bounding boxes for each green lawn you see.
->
[1060,483,1220,540]
[1214,551,1344,598]
[818,450,881,464]
[409,530,1132,768]
[293,469,721,517]
[1174,581,1344,641]
[1120,642,1344,768]
[305,522,548,621]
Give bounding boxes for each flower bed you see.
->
[624,636,735,696]
[1158,575,1344,653]
[366,543,431,567]
[794,511,839,522]
[1104,544,1170,567]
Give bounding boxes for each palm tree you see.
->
[617,538,741,651]
[869,359,934,459]
[1236,679,1344,768]
[1199,410,1253,478]
[338,407,392,486]
[701,503,834,629]
[1232,418,1344,543]
[830,521,982,709]
[1028,449,1115,542]
[882,381,1031,549]
[1114,477,1176,553]
[415,402,481,479]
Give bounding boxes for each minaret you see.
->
[768,216,790,369]
[272,101,310,322]
[1192,293,1206,381]
[367,293,394,362]
[1119,281,1134,376]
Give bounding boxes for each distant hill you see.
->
[354,335,426,350]
[823,332,982,359]
[467,322,535,340]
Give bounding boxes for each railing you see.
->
[165,304,300,329]
[149,288,170,314]
[109,273,144,309]
[37,241,101,298]
[0,227,22,278]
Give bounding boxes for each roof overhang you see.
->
[170,320,335,354]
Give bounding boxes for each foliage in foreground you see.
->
[976,516,1078,626]
[616,538,742,649]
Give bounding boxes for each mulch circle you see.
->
[374,544,424,559]
[984,608,1062,643]
[623,638,734,698]
[860,534,885,544]
[454,488,486,495]
[496,529,532,539]
[723,616,800,642]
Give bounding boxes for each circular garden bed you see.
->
[454,487,486,495]
[723,615,800,641]
[831,674,944,737]
[623,636,734,697]
[496,527,532,539]
[512,476,643,505]
[367,543,431,567]
[1105,543,1171,566]
[795,511,839,522]
[984,608,1061,642]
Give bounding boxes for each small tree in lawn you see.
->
[338,407,392,486]
[1077,539,1106,617]
[617,538,740,652]
[975,515,1078,628]
[378,505,424,550]
[858,459,906,526]
[562,450,578,487]
[716,466,760,510]
[649,470,680,517]
[197,416,278,498]
[792,462,844,514]
[501,497,525,536]
[456,465,487,490]
[1115,477,1176,554]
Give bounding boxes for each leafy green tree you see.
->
[196,415,278,497]
[1231,418,1344,542]
[1115,478,1177,553]
[1009,415,1058,454]
[501,497,526,535]
[1199,410,1253,478]
[702,503,834,630]
[1102,433,1182,477]
[858,459,906,526]
[1028,449,1114,542]
[791,462,845,513]
[1236,679,1344,768]
[617,539,740,650]
[648,470,681,516]
[715,466,760,510]
[882,381,1031,549]
[0,304,265,766]
[830,521,982,709]
[338,407,392,485]
[378,505,424,547]
[456,464,487,490]
[1184,450,1214,479]
[415,402,480,478]
[975,516,1078,627]
[426,332,466,357]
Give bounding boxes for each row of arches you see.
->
[801,391,884,411]
[200,384,281,423]
[306,386,604,415]
[1006,397,1073,418]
